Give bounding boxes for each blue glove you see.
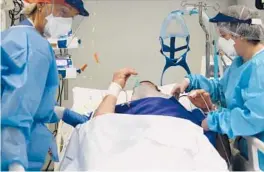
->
[62,108,91,127]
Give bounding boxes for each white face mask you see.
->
[218,37,237,57]
[44,14,73,38]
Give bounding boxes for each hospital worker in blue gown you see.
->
[171,5,264,170]
[1,0,89,171]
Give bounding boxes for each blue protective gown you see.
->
[185,49,264,170]
[1,19,60,171]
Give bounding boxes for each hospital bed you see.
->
[54,84,264,171]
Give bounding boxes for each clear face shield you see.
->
[43,0,88,49]
[43,0,75,38]
[210,8,264,41]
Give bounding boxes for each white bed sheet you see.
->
[59,114,227,171]
[56,84,198,170]
[60,84,196,147]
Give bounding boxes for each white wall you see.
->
[63,0,235,107]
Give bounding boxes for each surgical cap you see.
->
[22,0,89,16]
[21,1,37,16]
[213,5,264,41]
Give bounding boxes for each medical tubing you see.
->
[9,0,24,26]
[200,93,211,113]
[199,93,231,167]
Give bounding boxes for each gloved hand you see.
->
[54,106,66,119]
[188,89,214,112]
[9,163,25,171]
[54,106,90,127]
[171,78,190,99]
[202,118,209,131]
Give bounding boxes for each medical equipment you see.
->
[94,52,100,64]
[159,9,194,85]
[134,78,140,88]
[55,49,87,100]
[256,0,264,9]
[181,1,220,79]
[48,32,82,49]
[160,1,221,84]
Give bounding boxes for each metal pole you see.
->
[198,2,210,77]
[63,79,68,100]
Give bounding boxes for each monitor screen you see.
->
[56,59,68,66]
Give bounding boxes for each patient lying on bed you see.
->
[63,80,216,146]
[59,68,228,171]
[98,80,216,146]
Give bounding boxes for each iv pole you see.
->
[181,1,220,78]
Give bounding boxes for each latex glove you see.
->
[188,89,214,112]
[62,108,90,127]
[54,106,66,119]
[112,67,138,89]
[171,78,190,99]
[9,163,25,171]
[54,106,90,127]
[202,118,209,131]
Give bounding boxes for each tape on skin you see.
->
[251,18,262,25]
[107,82,122,98]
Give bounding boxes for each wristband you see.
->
[107,82,122,98]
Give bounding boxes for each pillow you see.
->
[71,87,133,114]
[71,83,196,114]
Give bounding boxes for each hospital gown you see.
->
[185,49,264,170]
[1,22,59,170]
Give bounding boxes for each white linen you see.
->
[59,114,227,171]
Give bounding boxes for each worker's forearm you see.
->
[94,95,117,116]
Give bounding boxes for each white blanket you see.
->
[59,114,228,171]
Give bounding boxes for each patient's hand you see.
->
[113,68,138,88]
[188,89,213,112]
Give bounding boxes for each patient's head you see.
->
[139,81,161,92]
[131,80,165,101]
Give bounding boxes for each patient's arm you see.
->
[94,67,138,117]
[94,95,118,116]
